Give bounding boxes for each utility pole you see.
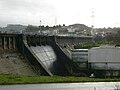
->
[91,8,95,36]
[55,17,57,26]
[39,20,41,35]
[91,8,96,42]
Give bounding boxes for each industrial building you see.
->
[72,46,120,77]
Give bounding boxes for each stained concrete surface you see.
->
[0,50,37,76]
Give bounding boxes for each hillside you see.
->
[68,24,91,30]
[0,24,27,33]
[65,24,92,35]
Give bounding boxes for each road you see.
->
[0,82,120,90]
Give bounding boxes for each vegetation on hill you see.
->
[69,24,91,31]
[0,23,120,39]
[74,41,100,49]
[74,28,120,49]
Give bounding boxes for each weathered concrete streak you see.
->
[0,50,37,76]
[23,41,53,76]
[24,35,72,75]
[18,35,52,76]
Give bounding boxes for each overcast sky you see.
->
[0,0,120,28]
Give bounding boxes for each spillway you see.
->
[30,45,68,75]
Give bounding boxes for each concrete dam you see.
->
[0,34,92,76]
[0,34,37,76]
[3,34,120,77]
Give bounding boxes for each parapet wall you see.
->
[55,36,92,46]
[26,35,55,46]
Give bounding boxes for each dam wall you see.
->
[0,34,92,76]
[0,34,16,50]
[0,34,38,76]
[23,35,71,76]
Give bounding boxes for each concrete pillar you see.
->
[41,36,43,45]
[3,37,5,49]
[6,37,9,49]
[45,36,47,45]
[39,36,41,45]
[46,36,49,45]
[8,37,11,49]
[13,37,16,49]
[27,36,31,46]
[0,37,2,49]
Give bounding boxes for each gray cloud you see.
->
[0,0,56,27]
[0,0,51,11]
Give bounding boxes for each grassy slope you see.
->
[0,74,120,85]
